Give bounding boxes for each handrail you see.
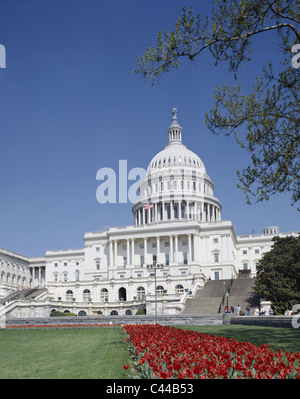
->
[23,286,40,298]
[218,277,234,313]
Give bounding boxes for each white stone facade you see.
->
[0,108,298,316]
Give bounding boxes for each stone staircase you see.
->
[0,287,48,306]
[182,278,260,314]
[182,279,231,314]
[227,278,260,314]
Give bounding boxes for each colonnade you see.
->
[108,233,196,267]
[134,200,221,226]
[28,266,46,288]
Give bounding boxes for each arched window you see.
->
[66,290,73,301]
[83,289,91,302]
[100,288,109,302]
[78,310,87,316]
[137,286,145,300]
[175,284,184,295]
[156,285,164,296]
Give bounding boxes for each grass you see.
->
[0,324,299,379]
[0,327,132,379]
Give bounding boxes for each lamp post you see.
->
[225,292,229,312]
[146,261,164,324]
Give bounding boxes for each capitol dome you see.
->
[147,141,206,173]
[132,107,222,226]
[147,108,206,173]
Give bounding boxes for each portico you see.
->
[108,228,197,268]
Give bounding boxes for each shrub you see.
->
[50,311,77,317]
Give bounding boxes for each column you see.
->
[170,235,174,263]
[174,235,178,262]
[162,202,165,221]
[126,239,130,266]
[186,201,190,220]
[171,200,174,220]
[131,238,135,266]
[188,234,192,262]
[114,240,118,266]
[193,234,199,262]
[144,237,147,265]
[109,240,113,267]
[178,200,182,219]
[156,236,160,263]
[142,206,145,225]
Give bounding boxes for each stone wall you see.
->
[5,313,223,327]
[226,314,297,329]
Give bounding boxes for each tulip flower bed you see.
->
[123,324,300,379]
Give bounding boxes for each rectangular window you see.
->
[183,253,188,265]
[213,238,218,243]
[214,253,219,263]
[96,260,100,270]
[243,263,248,270]
[243,250,247,255]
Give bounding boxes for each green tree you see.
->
[134,0,300,210]
[254,235,300,314]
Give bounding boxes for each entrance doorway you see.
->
[118,287,127,301]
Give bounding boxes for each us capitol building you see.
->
[0,108,298,317]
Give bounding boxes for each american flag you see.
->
[143,202,153,210]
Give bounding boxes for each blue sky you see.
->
[0,0,298,257]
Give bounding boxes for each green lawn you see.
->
[0,325,299,379]
[0,327,132,379]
